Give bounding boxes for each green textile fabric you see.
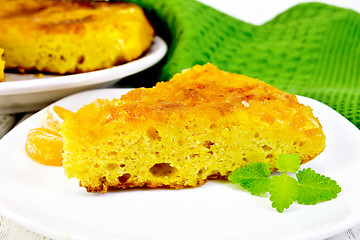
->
[125,0,360,128]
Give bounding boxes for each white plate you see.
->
[0,89,360,240]
[0,36,167,114]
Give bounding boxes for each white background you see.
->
[199,0,360,25]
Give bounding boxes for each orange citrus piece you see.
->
[25,128,63,166]
[42,105,73,133]
[26,105,73,166]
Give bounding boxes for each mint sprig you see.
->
[228,154,341,213]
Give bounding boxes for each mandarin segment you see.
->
[53,105,73,120]
[25,128,63,166]
[26,105,73,166]
[42,105,73,133]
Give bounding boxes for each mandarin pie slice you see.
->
[61,64,325,193]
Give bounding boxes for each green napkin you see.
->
[125,0,360,128]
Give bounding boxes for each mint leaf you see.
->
[229,154,341,213]
[296,168,341,205]
[277,153,301,173]
[269,174,299,213]
[228,162,271,196]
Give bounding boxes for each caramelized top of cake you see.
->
[0,0,148,35]
[75,64,320,132]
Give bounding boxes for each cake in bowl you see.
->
[0,0,154,74]
[60,64,326,193]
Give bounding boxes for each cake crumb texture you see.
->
[62,64,326,193]
[0,0,154,74]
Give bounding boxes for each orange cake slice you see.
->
[62,64,326,193]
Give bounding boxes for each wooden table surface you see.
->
[0,214,360,240]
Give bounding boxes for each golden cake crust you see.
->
[0,48,4,81]
[103,65,298,123]
[0,0,154,74]
[62,64,326,193]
